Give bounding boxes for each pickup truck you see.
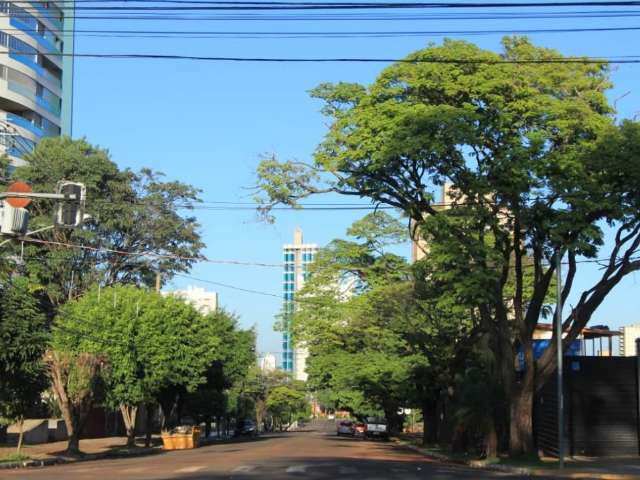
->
[364,417,389,440]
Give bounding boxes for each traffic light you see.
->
[0,201,29,235]
[55,182,86,228]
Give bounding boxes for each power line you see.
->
[7,51,639,63]
[7,25,640,39]
[10,9,640,21]
[22,1,640,11]
[18,237,282,268]
[175,273,283,298]
[30,0,640,4]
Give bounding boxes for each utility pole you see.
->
[556,251,565,469]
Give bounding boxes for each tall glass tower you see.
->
[0,1,72,166]
[282,227,317,380]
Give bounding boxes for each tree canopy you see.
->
[5,137,204,310]
[256,37,640,455]
[52,285,221,447]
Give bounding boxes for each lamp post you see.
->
[556,251,565,469]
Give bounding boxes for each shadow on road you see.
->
[150,455,540,480]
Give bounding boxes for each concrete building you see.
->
[282,227,317,380]
[0,1,73,166]
[163,286,218,315]
[259,353,277,373]
[620,324,640,356]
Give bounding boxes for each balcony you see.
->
[8,53,62,90]
[6,112,43,137]
[5,79,61,118]
[10,18,61,54]
[28,2,63,31]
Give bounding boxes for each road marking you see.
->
[175,465,205,473]
[339,466,358,474]
[232,465,256,473]
[286,464,308,473]
[391,468,409,473]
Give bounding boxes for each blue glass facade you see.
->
[0,1,68,162]
[281,244,316,373]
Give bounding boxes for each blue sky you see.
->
[71,3,640,358]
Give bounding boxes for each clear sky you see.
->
[71,2,640,359]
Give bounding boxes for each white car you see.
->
[336,420,355,436]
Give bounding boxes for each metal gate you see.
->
[535,356,639,457]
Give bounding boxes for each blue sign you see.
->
[516,339,582,371]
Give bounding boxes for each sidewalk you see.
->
[0,436,162,469]
[394,434,640,480]
[0,432,243,469]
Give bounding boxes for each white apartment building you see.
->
[259,353,277,373]
[163,285,218,315]
[620,324,640,356]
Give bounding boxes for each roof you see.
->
[535,323,621,339]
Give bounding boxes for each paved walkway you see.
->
[0,436,161,461]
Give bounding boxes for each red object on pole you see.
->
[5,182,32,208]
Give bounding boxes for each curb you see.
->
[0,446,161,470]
[392,438,640,480]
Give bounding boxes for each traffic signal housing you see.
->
[0,202,29,236]
[55,181,86,228]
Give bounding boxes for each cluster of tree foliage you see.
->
[3,136,204,314]
[256,37,640,457]
[288,213,484,446]
[50,285,254,453]
[0,138,255,455]
[231,368,309,432]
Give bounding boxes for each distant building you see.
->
[282,227,317,381]
[163,286,218,314]
[410,184,457,263]
[259,353,277,372]
[620,324,640,356]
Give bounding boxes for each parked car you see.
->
[364,417,388,440]
[336,420,355,436]
[354,422,367,437]
[234,419,257,437]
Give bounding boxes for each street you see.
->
[1,431,541,480]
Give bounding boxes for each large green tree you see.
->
[0,277,49,453]
[291,213,470,434]
[52,285,220,448]
[5,137,204,310]
[256,38,640,455]
[185,312,256,437]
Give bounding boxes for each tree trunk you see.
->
[509,340,535,457]
[422,399,438,445]
[204,417,211,438]
[58,403,81,455]
[120,405,138,448]
[145,403,154,448]
[67,427,81,455]
[16,416,24,455]
[484,420,498,458]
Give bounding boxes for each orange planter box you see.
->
[161,427,201,450]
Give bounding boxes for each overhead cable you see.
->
[6,25,640,39]
[7,51,638,63]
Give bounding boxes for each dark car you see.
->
[234,419,257,437]
[364,417,388,440]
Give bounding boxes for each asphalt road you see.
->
[1,431,543,480]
